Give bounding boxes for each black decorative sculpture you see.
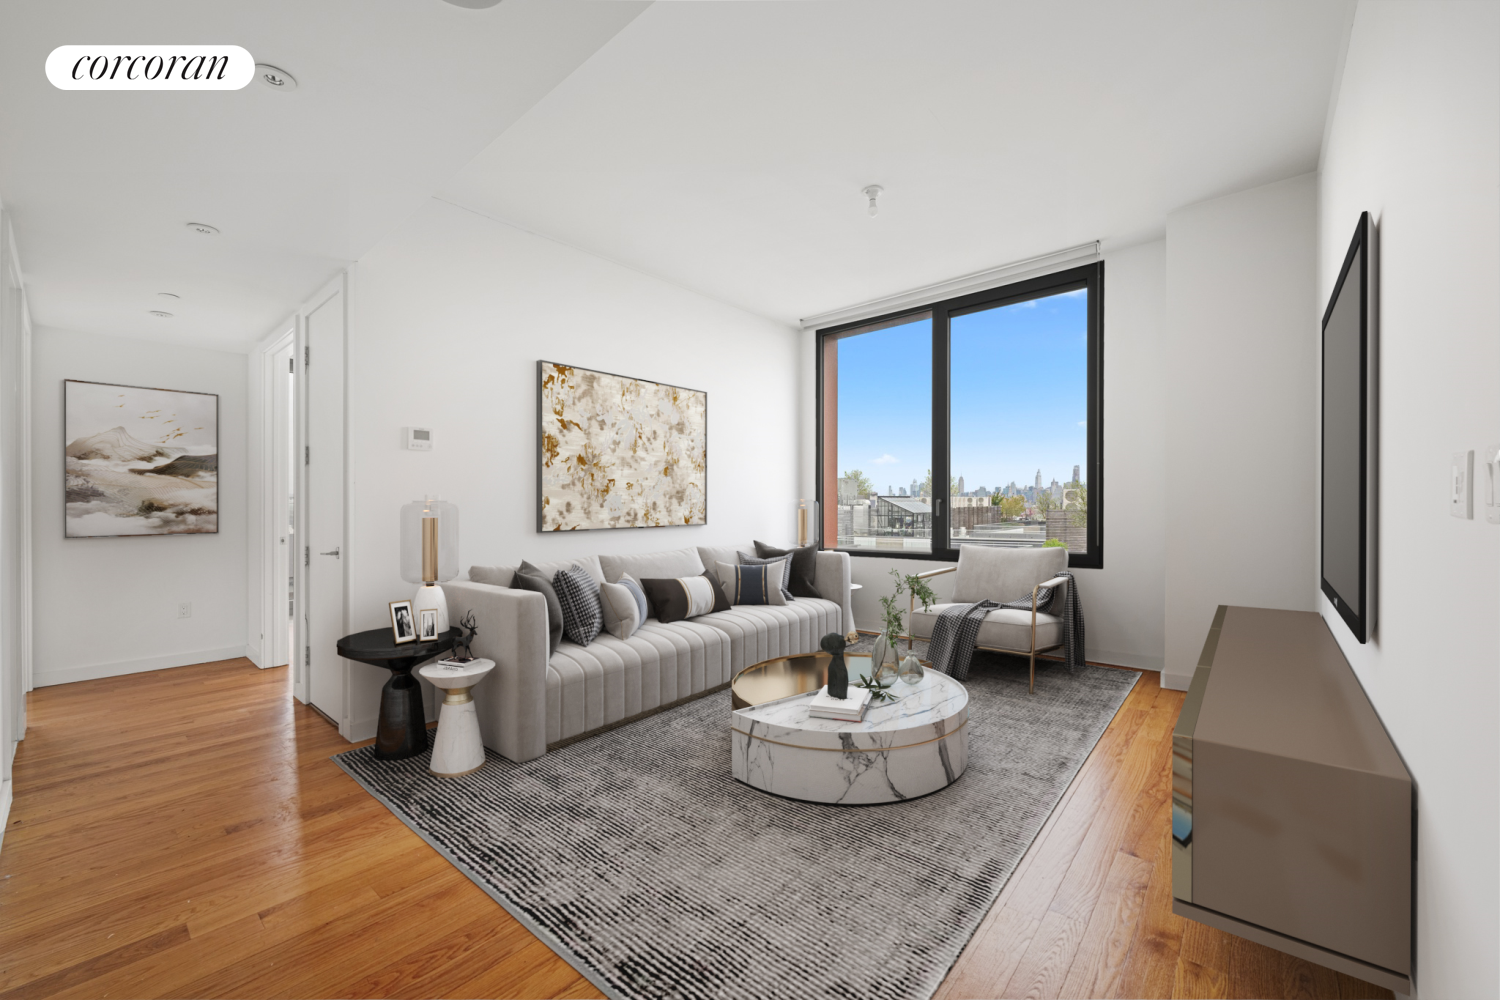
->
[453,610,478,661]
[821,632,848,699]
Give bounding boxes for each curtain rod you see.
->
[799,240,1100,331]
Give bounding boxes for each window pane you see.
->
[949,287,1089,555]
[822,314,932,553]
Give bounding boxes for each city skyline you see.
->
[835,287,1089,495]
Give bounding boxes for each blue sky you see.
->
[835,288,1087,493]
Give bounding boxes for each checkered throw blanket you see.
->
[927,571,1085,681]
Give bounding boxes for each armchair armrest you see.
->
[916,565,957,580]
[445,579,550,763]
[1032,575,1070,613]
[1036,575,1070,591]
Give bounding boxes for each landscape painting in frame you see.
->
[539,361,706,531]
[64,379,219,537]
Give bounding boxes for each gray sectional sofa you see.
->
[446,544,853,762]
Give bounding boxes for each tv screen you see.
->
[1321,212,1374,642]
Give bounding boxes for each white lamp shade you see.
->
[401,498,459,584]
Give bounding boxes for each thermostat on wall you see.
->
[405,427,433,451]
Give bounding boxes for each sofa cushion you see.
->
[909,602,1062,652]
[736,551,795,601]
[952,546,1067,604]
[697,598,843,670]
[599,547,704,584]
[599,574,647,640]
[696,545,752,579]
[513,561,566,653]
[468,564,515,587]
[544,617,733,744]
[553,564,603,646]
[716,560,786,606]
[753,540,821,599]
[640,576,717,624]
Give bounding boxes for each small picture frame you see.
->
[418,608,439,642]
[389,600,416,645]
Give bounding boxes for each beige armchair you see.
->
[907,546,1070,693]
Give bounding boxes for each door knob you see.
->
[320,547,340,557]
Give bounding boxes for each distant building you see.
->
[887,485,894,496]
[956,476,965,496]
[910,478,920,497]
[898,486,907,496]
[1034,469,1042,489]
[1072,464,1080,485]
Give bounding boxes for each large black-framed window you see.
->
[816,261,1103,568]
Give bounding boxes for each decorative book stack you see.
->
[807,685,871,722]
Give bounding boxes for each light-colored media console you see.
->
[1172,606,1413,993]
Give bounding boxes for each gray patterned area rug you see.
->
[334,654,1139,1000]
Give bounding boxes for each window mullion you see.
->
[932,306,952,558]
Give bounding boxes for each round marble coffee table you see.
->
[417,658,495,777]
[730,668,968,805]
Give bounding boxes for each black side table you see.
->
[337,627,459,760]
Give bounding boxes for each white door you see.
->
[303,285,346,723]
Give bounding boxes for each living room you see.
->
[0,2,1494,999]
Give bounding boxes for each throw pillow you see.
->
[737,551,795,602]
[553,564,603,646]
[752,540,821,599]
[599,574,647,640]
[716,559,788,607]
[701,570,731,614]
[512,560,564,653]
[639,576,718,624]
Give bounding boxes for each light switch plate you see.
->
[1485,444,1500,525]
[1450,450,1473,519]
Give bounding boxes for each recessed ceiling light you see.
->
[186,222,219,236]
[149,310,174,318]
[255,64,297,91]
[156,292,180,299]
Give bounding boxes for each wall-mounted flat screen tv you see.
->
[1321,212,1376,643]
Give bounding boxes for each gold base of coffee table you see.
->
[730,652,875,710]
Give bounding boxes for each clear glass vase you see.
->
[898,654,925,685]
[874,637,899,685]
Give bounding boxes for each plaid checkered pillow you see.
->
[553,564,603,646]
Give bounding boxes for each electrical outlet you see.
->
[178,602,192,619]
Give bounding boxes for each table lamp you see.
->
[794,498,817,547]
[402,497,459,634]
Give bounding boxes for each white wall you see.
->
[1162,173,1319,687]
[806,240,1169,670]
[1317,4,1499,996]
[342,199,801,740]
[0,202,32,848]
[30,328,248,686]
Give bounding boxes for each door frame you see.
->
[248,272,349,724]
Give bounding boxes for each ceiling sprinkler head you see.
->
[186,222,219,236]
[149,310,173,318]
[863,185,883,217]
[255,64,297,91]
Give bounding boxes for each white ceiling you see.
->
[0,0,647,350]
[442,0,1354,324]
[2,0,1352,349]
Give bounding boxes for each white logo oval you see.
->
[46,46,255,90]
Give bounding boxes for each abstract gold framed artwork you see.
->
[538,361,707,531]
[64,379,219,537]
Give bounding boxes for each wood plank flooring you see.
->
[0,657,1391,999]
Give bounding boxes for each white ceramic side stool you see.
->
[417,657,495,777]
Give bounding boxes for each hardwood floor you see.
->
[0,657,1391,999]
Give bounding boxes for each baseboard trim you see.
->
[33,645,249,688]
[0,779,12,858]
[1161,671,1193,692]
